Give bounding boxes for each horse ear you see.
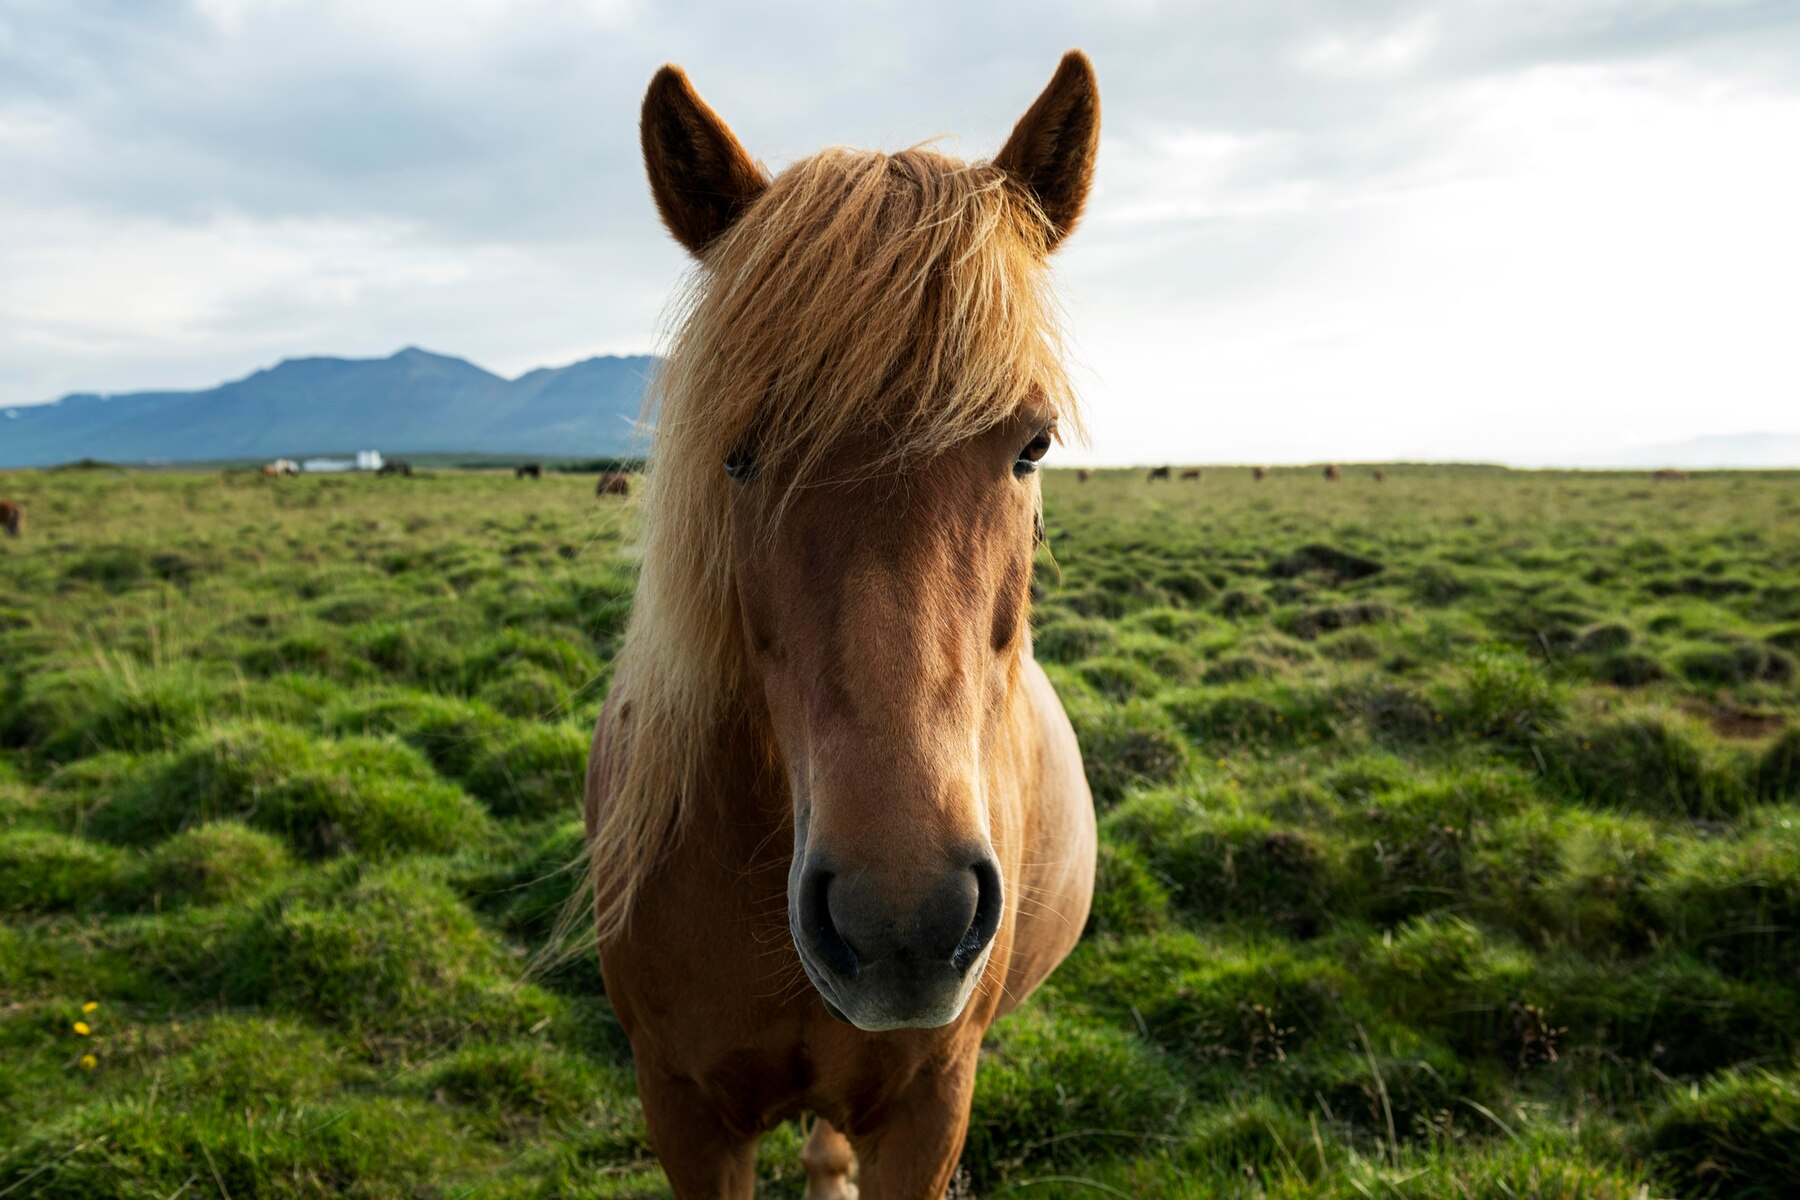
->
[993,50,1101,252]
[641,65,769,257]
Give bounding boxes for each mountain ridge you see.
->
[0,348,656,466]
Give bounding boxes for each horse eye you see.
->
[1014,427,1053,478]
[723,449,760,482]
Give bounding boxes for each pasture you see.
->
[0,464,1796,1197]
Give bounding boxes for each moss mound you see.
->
[222,863,559,1043]
[92,723,491,857]
[125,822,290,909]
[462,724,588,820]
[1642,1069,1800,1199]
[964,1006,1189,1189]
[0,830,129,913]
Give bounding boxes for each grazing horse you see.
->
[377,458,412,477]
[1372,468,1386,483]
[1323,463,1340,483]
[0,500,21,537]
[1147,465,1171,481]
[583,53,1100,1198]
[594,471,631,497]
[1179,467,1201,480]
[1075,468,1092,482]
[516,463,543,479]
[1651,468,1688,482]
[1252,466,1267,481]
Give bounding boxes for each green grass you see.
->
[1,462,1796,1195]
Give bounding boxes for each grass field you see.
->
[1,463,1797,1198]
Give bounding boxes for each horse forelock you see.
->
[584,145,1080,942]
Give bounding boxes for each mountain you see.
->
[0,348,657,467]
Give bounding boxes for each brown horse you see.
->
[595,471,630,497]
[377,458,412,477]
[1651,468,1688,482]
[1075,468,1092,483]
[1252,465,1267,481]
[0,500,21,537]
[1323,463,1340,482]
[1179,467,1201,480]
[1372,468,1386,483]
[1146,465,1171,481]
[582,53,1099,1198]
[516,463,543,479]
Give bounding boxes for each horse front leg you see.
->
[802,1115,859,1199]
[845,1058,978,1200]
[637,1066,759,1199]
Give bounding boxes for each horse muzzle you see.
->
[790,850,1003,1031]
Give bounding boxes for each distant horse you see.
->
[1179,467,1201,480]
[1651,468,1688,482]
[1372,468,1386,483]
[582,54,1099,1196]
[516,463,543,479]
[594,472,631,497]
[377,458,413,477]
[260,459,298,477]
[0,500,21,537]
[1147,465,1171,481]
[1323,464,1340,483]
[1075,468,1092,482]
[1252,466,1267,481]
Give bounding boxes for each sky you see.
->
[3,0,1798,465]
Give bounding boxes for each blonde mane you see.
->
[588,146,1081,942]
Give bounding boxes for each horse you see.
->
[1075,468,1092,483]
[1323,463,1340,483]
[377,458,412,477]
[1371,468,1386,483]
[1179,467,1201,480]
[1146,465,1171,481]
[1252,466,1266,481]
[594,472,630,497]
[516,463,543,479]
[0,500,21,537]
[582,52,1100,1198]
[1651,468,1688,482]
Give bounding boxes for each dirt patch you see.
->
[1269,543,1385,583]
[1691,706,1787,740]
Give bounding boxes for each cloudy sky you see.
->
[3,0,1798,464]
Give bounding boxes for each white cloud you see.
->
[3,0,1799,465]
[1295,14,1439,79]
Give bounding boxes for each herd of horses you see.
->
[0,459,1714,550]
[246,457,629,495]
[1128,463,1381,483]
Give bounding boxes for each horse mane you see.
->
[585,145,1081,943]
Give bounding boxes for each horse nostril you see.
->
[952,857,1003,974]
[802,867,860,980]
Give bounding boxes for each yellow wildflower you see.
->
[72,1021,91,1036]
[82,1001,99,1013]
[78,1054,98,1071]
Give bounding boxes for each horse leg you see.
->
[637,1068,758,1199]
[844,1061,976,1200]
[801,1116,858,1199]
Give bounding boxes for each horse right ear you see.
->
[641,65,769,257]
[993,50,1101,252]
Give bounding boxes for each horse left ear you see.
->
[993,50,1101,252]
[641,65,769,257]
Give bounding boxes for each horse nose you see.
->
[798,853,1002,981]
